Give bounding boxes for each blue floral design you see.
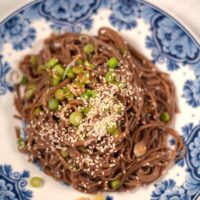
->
[184,175,200,197]
[193,78,200,99]
[187,128,200,177]
[43,0,96,22]
[105,196,113,200]
[22,3,41,21]
[36,0,101,32]
[109,0,139,30]
[182,123,200,199]
[0,1,200,199]
[0,14,36,50]
[145,26,180,70]
[156,18,197,61]
[146,36,176,69]
[0,179,18,200]
[151,180,190,200]
[152,123,200,200]
[0,165,32,200]
[140,3,200,74]
[140,4,159,23]
[1,15,29,43]
[0,56,13,96]
[183,124,200,179]
[50,18,93,33]
[182,123,194,139]
[183,78,200,107]
[0,37,4,51]
[191,62,200,77]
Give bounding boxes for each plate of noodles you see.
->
[0,0,200,200]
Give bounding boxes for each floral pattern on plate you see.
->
[140,5,200,67]
[0,0,200,200]
[151,123,200,200]
[151,179,190,200]
[0,56,13,95]
[109,0,140,30]
[139,3,200,109]
[0,165,32,200]
[183,79,200,108]
[23,0,102,32]
[0,14,36,50]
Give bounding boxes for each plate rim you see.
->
[0,0,199,49]
[0,1,200,200]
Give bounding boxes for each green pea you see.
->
[83,43,94,54]
[46,57,58,69]
[63,86,74,100]
[114,81,125,89]
[77,72,90,84]
[34,107,41,116]
[65,67,75,79]
[63,86,71,94]
[51,73,61,86]
[20,75,28,85]
[106,127,116,134]
[69,82,85,96]
[108,57,119,69]
[82,107,91,114]
[25,84,36,99]
[53,64,65,77]
[90,90,97,98]
[60,149,68,159]
[55,89,65,100]
[105,71,116,83]
[30,177,44,188]
[109,179,120,189]
[81,89,97,100]
[37,65,46,73]
[48,98,59,111]
[84,60,95,70]
[27,84,36,90]
[107,122,118,136]
[160,111,170,122]
[108,68,115,72]
[30,55,37,66]
[51,78,60,86]
[111,129,119,136]
[81,91,91,100]
[25,90,34,100]
[72,66,84,74]
[69,111,83,126]
[74,81,85,89]
[66,93,74,101]
[17,138,26,149]
[75,58,83,65]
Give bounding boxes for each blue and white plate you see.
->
[0,1,200,200]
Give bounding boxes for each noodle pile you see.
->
[14,27,184,193]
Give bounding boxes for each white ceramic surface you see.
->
[0,1,200,200]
